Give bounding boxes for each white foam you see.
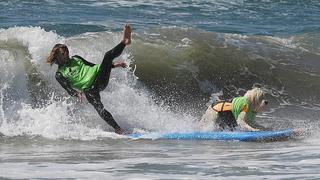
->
[0,26,63,64]
[223,32,308,52]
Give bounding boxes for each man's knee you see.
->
[103,52,113,65]
[85,93,104,111]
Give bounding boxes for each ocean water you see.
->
[1,0,320,179]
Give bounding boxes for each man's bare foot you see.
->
[115,128,124,135]
[122,24,131,45]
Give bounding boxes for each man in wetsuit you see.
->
[46,24,132,134]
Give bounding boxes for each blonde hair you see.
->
[46,44,69,65]
[244,87,265,104]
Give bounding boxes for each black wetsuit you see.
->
[55,42,126,130]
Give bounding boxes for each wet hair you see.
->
[244,87,265,105]
[46,44,69,65]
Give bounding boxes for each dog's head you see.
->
[244,87,268,113]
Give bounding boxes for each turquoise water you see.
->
[1,0,320,179]
[1,0,320,36]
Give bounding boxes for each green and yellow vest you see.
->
[57,56,100,91]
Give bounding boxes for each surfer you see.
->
[201,87,268,131]
[46,24,132,134]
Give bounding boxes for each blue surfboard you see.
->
[128,129,298,141]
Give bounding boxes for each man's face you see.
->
[57,47,69,64]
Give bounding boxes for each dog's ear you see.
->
[252,83,262,89]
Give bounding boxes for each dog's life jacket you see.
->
[212,101,233,112]
[212,97,256,126]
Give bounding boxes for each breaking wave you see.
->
[0,26,319,139]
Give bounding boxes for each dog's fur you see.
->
[200,87,267,131]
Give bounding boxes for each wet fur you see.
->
[200,88,267,131]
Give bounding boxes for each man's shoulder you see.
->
[55,71,63,78]
[72,55,85,61]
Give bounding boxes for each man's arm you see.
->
[55,72,78,97]
[236,112,259,131]
[74,55,117,68]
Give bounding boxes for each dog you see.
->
[200,87,268,131]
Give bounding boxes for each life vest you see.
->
[212,101,233,112]
[211,97,256,126]
[57,56,100,91]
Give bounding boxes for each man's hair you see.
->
[46,44,69,65]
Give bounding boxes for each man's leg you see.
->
[84,89,122,133]
[93,42,125,91]
[93,24,131,91]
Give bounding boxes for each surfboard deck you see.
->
[128,129,300,141]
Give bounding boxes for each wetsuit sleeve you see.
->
[55,72,78,97]
[81,59,96,67]
[73,55,96,67]
[74,55,115,68]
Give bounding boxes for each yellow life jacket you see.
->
[212,101,247,113]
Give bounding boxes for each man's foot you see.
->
[122,24,131,45]
[115,128,124,135]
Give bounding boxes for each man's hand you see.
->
[76,92,83,103]
[114,62,127,68]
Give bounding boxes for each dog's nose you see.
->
[264,100,268,105]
